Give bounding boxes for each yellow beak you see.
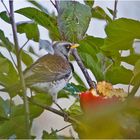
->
[70,43,79,49]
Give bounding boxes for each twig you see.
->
[50,0,57,10]
[54,0,59,13]
[7,50,17,68]
[128,80,140,98]
[29,98,83,126]
[72,49,96,89]
[56,124,72,133]
[1,0,10,16]
[9,0,30,138]
[113,0,118,20]
[19,39,29,54]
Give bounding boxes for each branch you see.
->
[9,0,30,138]
[128,80,140,98]
[113,0,118,20]
[72,49,96,89]
[19,39,29,54]
[1,0,10,16]
[54,0,59,13]
[29,98,83,126]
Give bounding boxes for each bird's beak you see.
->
[70,44,79,49]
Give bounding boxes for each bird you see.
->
[0,41,79,102]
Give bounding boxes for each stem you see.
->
[56,124,72,133]
[128,80,140,98]
[29,98,82,126]
[19,39,29,54]
[72,49,96,89]
[1,0,10,16]
[54,0,59,13]
[9,0,30,138]
[113,0,118,20]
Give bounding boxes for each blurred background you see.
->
[0,0,140,138]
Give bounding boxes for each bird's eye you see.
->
[65,44,71,50]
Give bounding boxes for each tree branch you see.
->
[29,98,83,126]
[72,49,96,89]
[9,0,30,138]
[113,0,118,20]
[1,0,10,16]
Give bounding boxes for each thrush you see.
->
[0,41,79,101]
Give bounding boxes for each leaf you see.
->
[120,54,140,65]
[0,29,14,51]
[79,52,104,81]
[58,1,91,42]
[0,97,10,120]
[0,11,10,23]
[102,18,140,53]
[32,92,53,106]
[17,21,39,42]
[73,72,86,87]
[21,50,33,66]
[0,116,26,138]
[16,7,60,40]
[0,53,18,88]
[84,0,94,8]
[39,39,54,54]
[107,7,114,16]
[58,89,70,99]
[105,65,133,84]
[68,100,83,117]
[92,6,112,22]
[27,0,49,14]
[42,130,57,139]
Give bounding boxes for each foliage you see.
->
[0,0,140,139]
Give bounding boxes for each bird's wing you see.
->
[23,54,72,85]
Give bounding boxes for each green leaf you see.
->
[17,21,39,42]
[0,11,10,23]
[68,100,83,117]
[42,130,57,139]
[0,29,14,51]
[105,65,133,84]
[107,7,114,16]
[92,6,112,22]
[32,93,53,106]
[27,0,49,14]
[16,7,60,40]
[73,72,86,87]
[21,50,33,66]
[58,1,92,42]
[0,97,10,120]
[0,53,18,88]
[120,54,140,65]
[0,116,26,138]
[79,52,104,81]
[102,18,140,53]
[84,0,94,8]
[58,89,70,99]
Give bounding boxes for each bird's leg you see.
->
[52,95,69,121]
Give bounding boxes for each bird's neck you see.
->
[54,50,68,60]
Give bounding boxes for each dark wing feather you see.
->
[23,54,71,86]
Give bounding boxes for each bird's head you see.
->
[53,41,79,59]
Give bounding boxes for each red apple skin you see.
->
[80,91,119,112]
